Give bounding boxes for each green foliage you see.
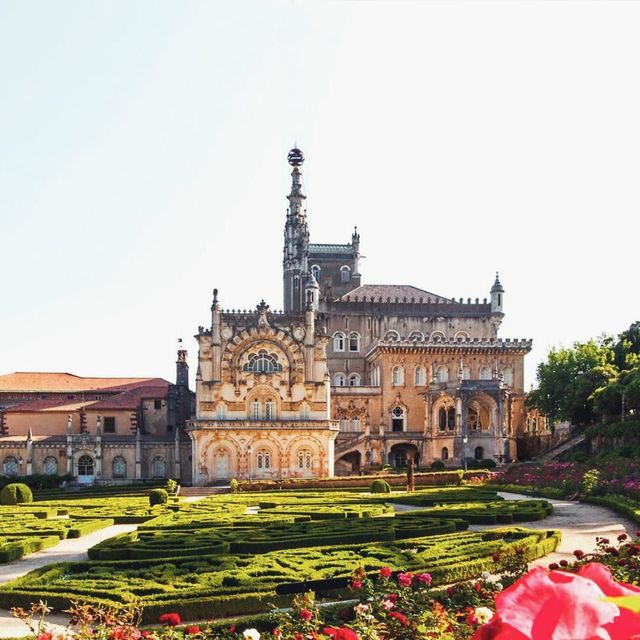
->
[430,460,445,470]
[0,483,34,505]
[528,337,618,426]
[369,479,391,493]
[230,478,240,494]
[149,488,169,506]
[165,479,178,494]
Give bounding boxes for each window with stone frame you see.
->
[251,400,261,421]
[3,456,18,476]
[256,449,271,469]
[265,400,276,421]
[340,265,351,283]
[298,449,312,470]
[348,373,361,386]
[244,350,282,373]
[391,406,405,432]
[42,456,58,475]
[152,456,165,478]
[441,447,449,460]
[334,373,346,387]
[348,332,360,352]
[103,417,116,433]
[333,332,345,352]
[392,366,404,386]
[414,366,426,385]
[112,456,127,478]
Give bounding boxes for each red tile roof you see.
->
[0,372,167,393]
[338,284,450,302]
[90,385,168,410]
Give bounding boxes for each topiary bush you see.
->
[369,479,391,494]
[148,488,168,507]
[430,460,445,471]
[0,482,33,505]
[230,479,240,494]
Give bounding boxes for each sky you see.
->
[1,0,639,389]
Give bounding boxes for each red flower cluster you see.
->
[299,609,313,621]
[379,566,392,579]
[397,572,413,587]
[185,626,201,635]
[388,611,409,627]
[323,626,359,640]
[158,612,181,626]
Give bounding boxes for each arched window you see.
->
[439,406,455,431]
[469,406,481,430]
[251,400,261,420]
[311,265,321,282]
[43,456,58,475]
[78,455,94,476]
[474,446,484,461]
[408,331,425,342]
[454,331,469,341]
[384,330,401,342]
[244,350,282,373]
[502,367,513,386]
[339,418,349,432]
[333,332,345,352]
[435,365,449,383]
[391,406,405,432]
[334,373,346,387]
[348,373,361,386]
[392,366,404,386]
[414,366,426,386]
[340,265,351,283]
[265,400,276,421]
[298,449,312,470]
[112,456,127,478]
[256,449,271,469]
[393,449,408,467]
[3,456,18,476]
[348,332,360,352]
[441,447,449,461]
[293,276,299,289]
[152,456,166,479]
[370,365,380,386]
[480,366,492,380]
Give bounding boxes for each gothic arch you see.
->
[466,394,498,432]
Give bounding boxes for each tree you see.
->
[528,338,617,426]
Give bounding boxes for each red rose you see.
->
[273,629,282,638]
[379,566,392,579]
[159,612,181,627]
[186,626,201,635]
[351,580,362,589]
[388,611,409,627]
[229,626,236,633]
[573,549,584,559]
[415,572,432,585]
[548,563,559,570]
[300,608,313,621]
[323,627,359,640]
[559,560,568,567]
[387,593,399,603]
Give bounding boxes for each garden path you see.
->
[0,524,136,637]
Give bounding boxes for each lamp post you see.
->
[247,445,253,484]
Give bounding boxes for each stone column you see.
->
[135,428,142,480]
[174,428,181,481]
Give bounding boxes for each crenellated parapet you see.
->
[366,337,533,358]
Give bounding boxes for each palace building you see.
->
[187,149,532,483]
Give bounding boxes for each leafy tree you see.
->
[528,338,617,426]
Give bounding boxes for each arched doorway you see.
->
[77,454,94,484]
[389,443,419,469]
[474,446,484,461]
[214,448,230,481]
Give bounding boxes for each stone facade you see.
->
[188,149,533,482]
[187,297,338,485]
[0,356,193,484]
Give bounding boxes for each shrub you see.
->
[430,460,445,470]
[149,488,168,506]
[369,479,391,494]
[230,479,240,494]
[581,469,601,496]
[165,479,178,494]
[0,483,34,505]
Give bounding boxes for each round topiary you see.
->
[369,479,391,494]
[0,482,33,505]
[149,488,168,506]
[480,458,497,469]
[430,460,445,471]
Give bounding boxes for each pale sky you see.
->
[1,0,638,389]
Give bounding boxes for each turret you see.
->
[491,272,504,314]
[176,344,189,387]
[283,148,310,313]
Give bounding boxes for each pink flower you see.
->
[299,608,313,621]
[186,626,201,635]
[379,566,392,579]
[351,580,362,589]
[415,572,432,585]
[472,563,640,640]
[397,572,413,587]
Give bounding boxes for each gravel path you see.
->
[0,524,137,638]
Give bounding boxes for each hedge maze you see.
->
[0,487,560,621]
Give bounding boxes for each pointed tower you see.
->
[490,272,505,314]
[283,147,310,313]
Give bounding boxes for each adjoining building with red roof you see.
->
[0,352,193,484]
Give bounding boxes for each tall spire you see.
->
[286,147,306,220]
